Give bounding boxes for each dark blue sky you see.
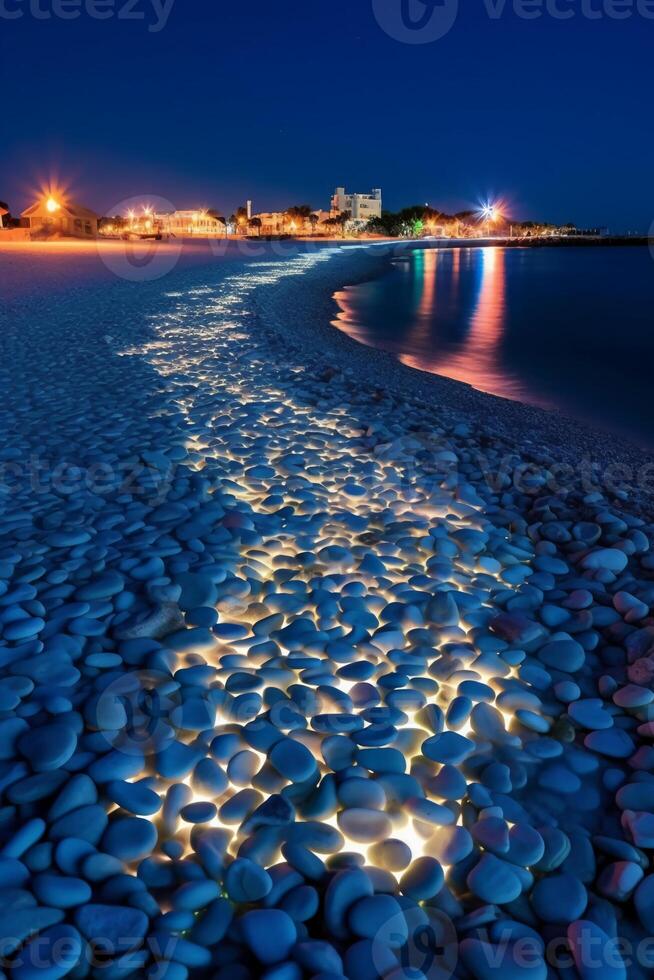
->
[1,0,652,230]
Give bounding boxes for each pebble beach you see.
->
[2,239,654,979]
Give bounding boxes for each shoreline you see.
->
[254,243,654,511]
[2,236,652,502]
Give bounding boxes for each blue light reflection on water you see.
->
[333,245,654,447]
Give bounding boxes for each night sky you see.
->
[1,0,652,230]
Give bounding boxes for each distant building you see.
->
[0,203,8,229]
[254,212,287,236]
[251,210,332,236]
[155,210,225,237]
[22,198,98,238]
[331,187,382,222]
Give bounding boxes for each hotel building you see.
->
[331,187,382,222]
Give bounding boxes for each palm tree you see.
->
[248,217,262,237]
[308,213,320,236]
[337,209,351,239]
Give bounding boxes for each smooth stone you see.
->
[337,779,386,811]
[623,811,654,848]
[171,879,220,912]
[337,808,392,843]
[368,839,412,872]
[614,684,654,709]
[33,873,92,909]
[270,739,317,783]
[224,858,273,903]
[102,817,158,861]
[538,639,585,672]
[472,817,510,854]
[597,860,644,901]
[189,897,233,947]
[467,855,522,905]
[324,870,373,941]
[400,857,444,901]
[582,549,628,572]
[531,873,587,923]
[50,805,108,845]
[293,940,344,975]
[421,731,474,765]
[569,699,614,731]
[405,797,455,827]
[348,895,407,947]
[105,780,161,816]
[180,802,217,824]
[507,824,545,867]
[616,783,654,812]
[240,909,297,965]
[427,825,473,867]
[18,724,77,771]
[585,729,635,759]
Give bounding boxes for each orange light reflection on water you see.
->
[401,247,527,401]
[335,247,540,405]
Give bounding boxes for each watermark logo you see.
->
[372,906,458,979]
[97,195,183,281]
[372,0,459,43]
[0,450,178,508]
[0,0,176,32]
[94,669,181,756]
[373,0,654,43]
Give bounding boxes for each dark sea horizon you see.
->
[334,244,654,450]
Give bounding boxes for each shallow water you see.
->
[334,245,654,448]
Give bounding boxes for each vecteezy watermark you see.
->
[371,905,459,979]
[1,934,179,973]
[372,0,460,43]
[97,195,184,282]
[373,0,654,43]
[0,450,178,506]
[0,0,175,32]
[94,669,182,756]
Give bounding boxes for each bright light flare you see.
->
[477,198,509,227]
[46,197,60,214]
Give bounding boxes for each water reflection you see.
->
[400,247,527,400]
[334,247,538,405]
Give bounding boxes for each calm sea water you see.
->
[334,245,654,448]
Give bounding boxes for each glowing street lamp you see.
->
[46,196,60,214]
[478,201,504,237]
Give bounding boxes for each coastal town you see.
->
[0,184,602,243]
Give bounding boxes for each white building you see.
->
[155,210,226,237]
[331,187,382,222]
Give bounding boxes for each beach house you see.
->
[22,197,99,238]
